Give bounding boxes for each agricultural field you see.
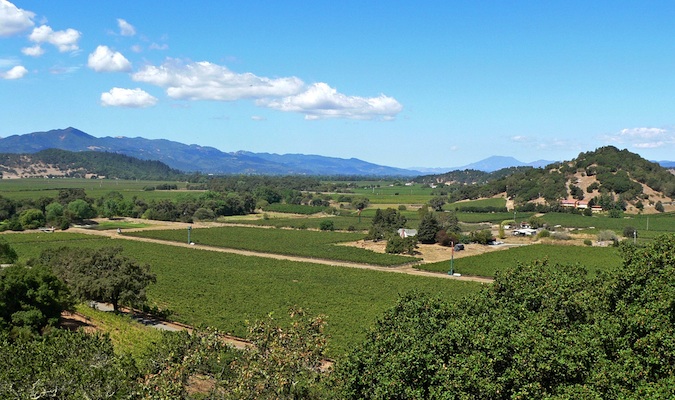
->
[4,232,479,357]
[125,225,418,266]
[419,243,623,277]
[0,178,192,202]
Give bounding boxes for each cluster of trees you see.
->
[335,234,675,398]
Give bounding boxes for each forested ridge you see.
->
[0,149,184,180]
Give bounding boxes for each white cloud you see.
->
[117,18,135,36]
[21,44,44,56]
[258,82,403,120]
[603,127,675,149]
[101,87,157,108]
[131,44,143,53]
[132,60,304,101]
[29,25,81,52]
[149,42,168,50]
[251,115,266,121]
[510,135,529,142]
[87,45,131,72]
[1,65,27,79]
[0,0,35,37]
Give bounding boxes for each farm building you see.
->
[397,229,418,238]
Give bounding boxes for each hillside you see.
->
[0,127,421,176]
[0,149,183,180]
[416,146,675,213]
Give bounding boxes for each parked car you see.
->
[454,243,465,251]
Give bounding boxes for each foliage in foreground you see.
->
[335,234,675,399]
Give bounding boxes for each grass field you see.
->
[125,226,419,266]
[5,232,480,357]
[73,304,164,361]
[419,243,622,277]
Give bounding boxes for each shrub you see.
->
[551,231,570,240]
[623,226,637,238]
[597,230,618,242]
[655,201,665,212]
[398,205,407,211]
[319,220,335,231]
[347,225,357,232]
[584,239,593,246]
[537,229,551,239]
[385,235,417,255]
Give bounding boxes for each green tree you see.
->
[428,196,446,212]
[319,219,335,231]
[44,202,64,224]
[337,234,675,399]
[38,246,156,312]
[67,199,96,221]
[223,308,328,399]
[0,238,17,264]
[351,197,370,212]
[0,264,72,335]
[385,235,417,255]
[655,200,665,212]
[417,213,440,244]
[18,208,45,229]
[0,330,139,398]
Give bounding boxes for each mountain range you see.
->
[1,127,672,176]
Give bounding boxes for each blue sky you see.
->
[2,1,675,169]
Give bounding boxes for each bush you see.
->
[537,229,551,239]
[655,201,665,212]
[551,231,570,240]
[584,239,593,246]
[597,230,618,242]
[398,205,407,211]
[319,220,335,231]
[623,226,637,238]
[385,235,417,255]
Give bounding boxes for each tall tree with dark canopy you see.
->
[38,246,156,312]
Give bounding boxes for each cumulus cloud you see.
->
[603,127,675,149]
[0,0,34,37]
[21,44,44,56]
[132,60,304,101]
[101,87,158,108]
[132,59,403,120]
[258,82,403,120]
[117,18,135,36]
[1,65,27,79]
[87,45,131,72]
[29,24,81,52]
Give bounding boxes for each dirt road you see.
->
[67,221,495,283]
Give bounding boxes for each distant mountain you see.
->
[657,160,675,169]
[0,127,421,176]
[412,156,554,174]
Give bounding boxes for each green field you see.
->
[4,232,479,357]
[0,178,192,202]
[419,243,622,277]
[125,225,418,266]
